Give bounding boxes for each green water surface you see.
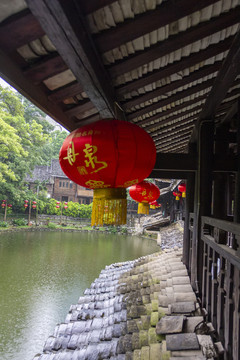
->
[0,230,159,360]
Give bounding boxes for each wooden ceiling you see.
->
[0,0,240,154]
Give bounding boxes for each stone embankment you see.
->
[34,248,218,360]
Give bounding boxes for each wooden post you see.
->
[213,125,229,221]
[183,142,196,269]
[191,120,214,292]
[183,172,195,269]
[234,99,240,224]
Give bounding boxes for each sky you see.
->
[0,77,14,89]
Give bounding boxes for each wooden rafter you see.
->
[109,7,240,78]
[123,62,220,110]
[0,9,44,53]
[148,114,199,134]
[23,54,68,84]
[94,0,219,53]
[63,100,96,119]
[154,125,194,144]
[127,78,214,121]
[27,0,118,119]
[117,36,233,97]
[136,97,206,127]
[48,82,84,103]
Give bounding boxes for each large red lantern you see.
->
[129,181,160,215]
[59,119,156,226]
[178,183,186,198]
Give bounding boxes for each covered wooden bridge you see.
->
[0,0,240,359]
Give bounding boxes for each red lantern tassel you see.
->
[138,202,150,215]
[91,188,127,226]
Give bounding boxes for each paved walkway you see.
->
[33,248,218,360]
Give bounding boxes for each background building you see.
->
[25,159,93,204]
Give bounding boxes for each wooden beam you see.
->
[191,29,240,142]
[48,82,84,103]
[0,49,76,131]
[200,29,240,120]
[127,78,213,121]
[117,36,233,97]
[109,7,239,78]
[94,0,219,53]
[27,0,117,119]
[0,9,44,53]
[156,129,192,147]
[149,169,190,179]
[218,102,238,125]
[123,62,220,110]
[23,54,68,84]
[154,153,197,172]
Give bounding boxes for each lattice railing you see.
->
[201,217,240,360]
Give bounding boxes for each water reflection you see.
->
[0,231,159,360]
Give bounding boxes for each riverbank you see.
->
[34,247,217,360]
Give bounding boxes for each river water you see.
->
[0,230,159,360]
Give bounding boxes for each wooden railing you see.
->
[201,216,240,360]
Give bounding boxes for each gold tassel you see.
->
[182,192,186,198]
[138,202,149,215]
[91,188,127,226]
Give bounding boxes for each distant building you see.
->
[25,159,93,204]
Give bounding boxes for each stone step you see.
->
[156,315,185,334]
[168,302,196,315]
[166,333,200,351]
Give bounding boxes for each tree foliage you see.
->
[0,85,92,219]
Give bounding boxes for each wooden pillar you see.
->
[213,125,229,220]
[191,120,214,292]
[234,99,240,224]
[183,143,195,269]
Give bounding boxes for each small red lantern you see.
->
[64,206,68,210]
[7,204,12,208]
[32,201,37,205]
[1,203,6,208]
[59,119,156,226]
[56,201,60,205]
[173,191,181,201]
[24,200,28,203]
[2,200,6,203]
[32,205,37,209]
[64,202,68,205]
[129,181,160,215]
[56,205,60,209]
[178,183,186,198]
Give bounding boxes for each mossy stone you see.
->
[150,311,159,327]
